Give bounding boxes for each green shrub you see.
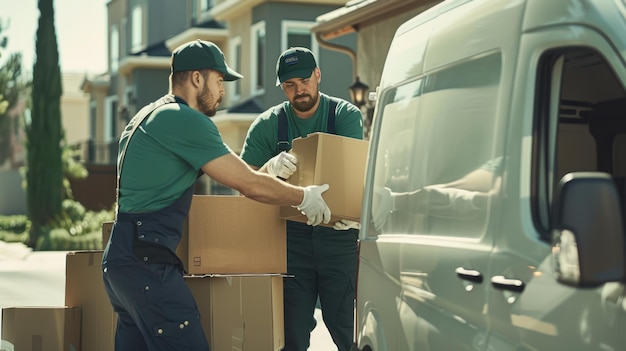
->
[0,215,30,234]
[37,227,103,251]
[0,205,115,250]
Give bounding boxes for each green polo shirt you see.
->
[118,101,230,213]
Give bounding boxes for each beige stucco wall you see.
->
[61,95,90,145]
[357,8,429,101]
[61,73,91,146]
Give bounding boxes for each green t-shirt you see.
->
[240,93,364,167]
[118,100,230,212]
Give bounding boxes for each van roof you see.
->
[384,0,626,88]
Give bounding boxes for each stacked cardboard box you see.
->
[1,306,81,351]
[186,274,284,350]
[102,196,287,275]
[65,250,117,351]
[182,195,287,274]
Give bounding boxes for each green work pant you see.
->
[283,221,358,351]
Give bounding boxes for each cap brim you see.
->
[275,68,314,86]
[223,66,243,81]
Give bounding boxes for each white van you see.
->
[353,0,626,350]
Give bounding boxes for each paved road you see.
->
[0,242,337,350]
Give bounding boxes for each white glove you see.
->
[265,151,298,179]
[296,184,331,226]
[372,186,395,231]
[333,219,361,231]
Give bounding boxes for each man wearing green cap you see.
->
[102,40,332,351]
[240,47,363,351]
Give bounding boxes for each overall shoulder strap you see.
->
[116,95,182,211]
[276,105,290,153]
[327,97,339,135]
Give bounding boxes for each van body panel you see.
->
[355,0,626,350]
[523,0,626,63]
[423,0,525,74]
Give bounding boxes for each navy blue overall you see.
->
[102,95,210,351]
[276,101,359,351]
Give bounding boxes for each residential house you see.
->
[81,0,356,199]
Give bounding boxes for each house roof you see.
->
[62,73,89,99]
[194,18,226,29]
[131,41,171,57]
[227,97,264,114]
[210,0,346,21]
[313,0,438,39]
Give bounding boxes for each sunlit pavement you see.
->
[0,242,336,350]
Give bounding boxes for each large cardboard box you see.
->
[65,250,117,351]
[185,275,284,351]
[181,195,286,274]
[280,132,369,226]
[102,195,287,275]
[1,306,81,351]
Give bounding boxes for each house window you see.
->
[281,21,318,59]
[250,21,266,95]
[200,0,214,11]
[193,0,214,20]
[229,36,242,100]
[131,4,144,52]
[110,24,119,73]
[104,96,118,142]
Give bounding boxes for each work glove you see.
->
[296,184,331,226]
[372,186,396,231]
[333,219,361,230]
[265,151,298,179]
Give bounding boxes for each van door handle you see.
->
[490,275,525,292]
[455,267,483,283]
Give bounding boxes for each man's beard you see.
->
[197,85,219,117]
[291,92,319,113]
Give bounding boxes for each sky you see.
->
[0,0,108,76]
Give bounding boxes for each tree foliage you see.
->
[25,0,64,248]
[0,53,30,166]
[0,17,10,115]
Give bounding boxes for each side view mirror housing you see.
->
[551,172,624,287]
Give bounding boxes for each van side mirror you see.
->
[552,172,624,287]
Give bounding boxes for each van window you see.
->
[370,52,503,238]
[533,48,626,238]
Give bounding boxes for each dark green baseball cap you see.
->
[171,39,243,81]
[275,47,317,86]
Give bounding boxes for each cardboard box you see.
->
[280,132,369,226]
[103,195,287,275]
[181,195,286,274]
[185,275,284,351]
[65,250,117,351]
[1,306,81,351]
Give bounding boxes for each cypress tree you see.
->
[25,0,63,248]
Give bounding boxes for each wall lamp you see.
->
[348,76,369,108]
